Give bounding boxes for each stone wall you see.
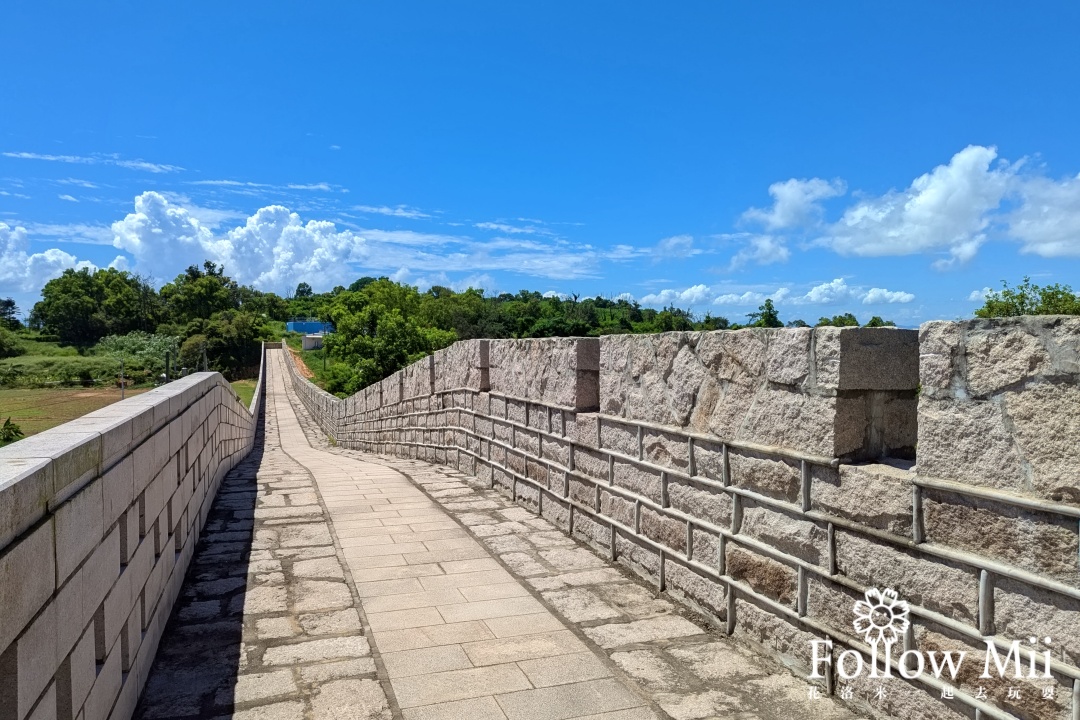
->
[0,362,261,720]
[282,323,1080,720]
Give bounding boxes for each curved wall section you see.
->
[283,324,1080,720]
[0,359,263,720]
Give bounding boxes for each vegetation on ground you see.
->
[974,277,1080,318]
[230,379,258,408]
[7,258,1072,400]
[0,387,151,443]
[1,417,24,445]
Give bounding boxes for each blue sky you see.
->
[2,2,1079,327]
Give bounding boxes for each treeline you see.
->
[5,262,1072,394]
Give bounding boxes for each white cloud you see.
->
[1,221,87,292]
[653,234,699,259]
[3,151,181,173]
[111,192,218,282]
[157,192,248,229]
[23,222,114,245]
[713,290,765,306]
[727,234,790,269]
[388,268,497,294]
[791,278,915,305]
[712,287,790,306]
[640,284,712,307]
[799,278,857,304]
[607,244,649,261]
[58,194,79,203]
[354,205,431,219]
[1007,172,1080,257]
[968,287,993,302]
[106,192,600,293]
[57,178,98,189]
[475,221,550,235]
[819,145,1013,267]
[287,183,332,191]
[742,177,846,230]
[615,292,635,302]
[862,287,915,304]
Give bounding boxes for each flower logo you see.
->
[853,587,910,645]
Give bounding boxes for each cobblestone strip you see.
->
[134,374,393,720]
[274,352,860,720]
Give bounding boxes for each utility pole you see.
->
[202,342,208,372]
[165,351,171,382]
[120,357,125,400]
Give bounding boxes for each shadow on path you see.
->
[134,418,265,718]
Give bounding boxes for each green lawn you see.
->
[230,379,258,407]
[0,386,151,446]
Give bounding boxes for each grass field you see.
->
[0,386,152,446]
[230,379,257,408]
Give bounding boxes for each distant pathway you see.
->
[137,351,858,720]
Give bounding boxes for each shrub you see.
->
[0,417,24,443]
[0,327,25,358]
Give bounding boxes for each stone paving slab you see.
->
[135,350,862,720]
[274,350,863,720]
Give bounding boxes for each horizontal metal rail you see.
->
[340,413,1080,603]
[280,359,1080,718]
[359,435,1058,719]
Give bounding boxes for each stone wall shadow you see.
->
[133,411,266,720]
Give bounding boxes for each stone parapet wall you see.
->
[0,360,261,720]
[282,324,1080,720]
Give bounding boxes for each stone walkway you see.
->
[137,350,859,720]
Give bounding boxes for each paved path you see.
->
[137,350,858,720]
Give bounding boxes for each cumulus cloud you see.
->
[106,192,601,293]
[862,287,915,304]
[968,287,993,302]
[639,284,712,307]
[1,221,88,292]
[112,191,218,281]
[726,234,790,269]
[394,268,498,294]
[713,290,765,306]
[742,177,846,230]
[791,278,915,305]
[1007,172,1080,257]
[615,292,635,302]
[818,146,1013,267]
[800,278,857,305]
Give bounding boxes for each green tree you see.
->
[295,282,314,298]
[0,326,25,358]
[975,277,1080,317]
[746,299,783,328]
[816,313,859,327]
[160,261,240,326]
[180,310,267,378]
[0,298,21,330]
[32,267,160,345]
[96,331,180,374]
[863,316,896,327]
